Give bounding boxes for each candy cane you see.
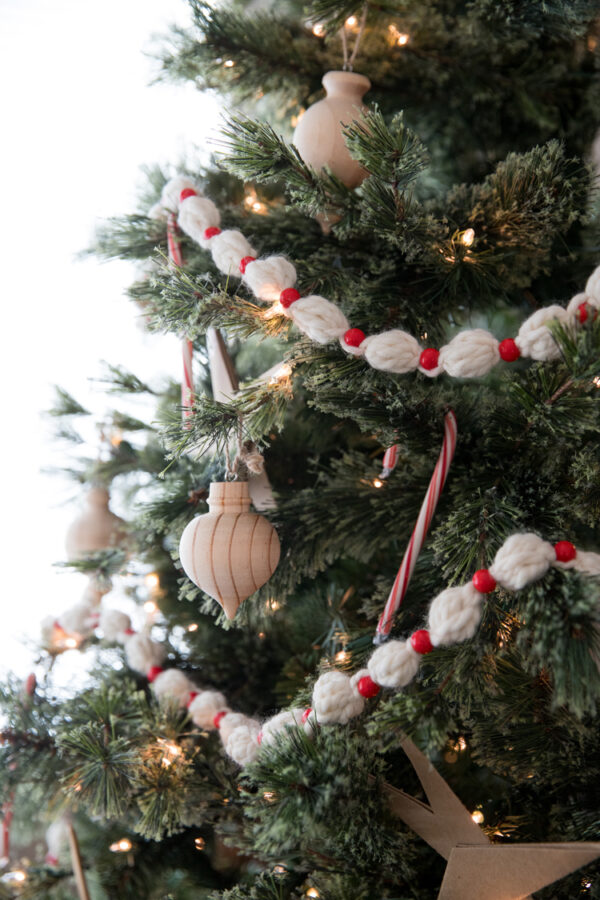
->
[380,444,399,478]
[167,214,194,423]
[375,410,458,642]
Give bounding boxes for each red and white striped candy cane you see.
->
[167,214,194,423]
[380,444,399,478]
[375,410,458,642]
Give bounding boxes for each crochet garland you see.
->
[55,533,600,769]
[151,176,600,380]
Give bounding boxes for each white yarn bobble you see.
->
[438,330,499,378]
[585,264,600,302]
[362,330,421,374]
[312,670,365,724]
[210,230,256,276]
[160,176,199,212]
[148,202,167,221]
[100,609,131,643]
[152,669,195,707]
[570,550,600,576]
[242,256,296,301]
[218,712,256,744]
[225,721,261,766]
[515,306,566,361]
[289,296,349,344]
[428,583,483,647]
[188,691,230,729]
[367,640,420,689]
[125,633,166,675]
[260,708,307,747]
[58,603,97,636]
[489,533,555,591]
[178,195,221,247]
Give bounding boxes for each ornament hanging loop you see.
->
[340,3,369,72]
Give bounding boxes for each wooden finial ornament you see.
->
[178,481,280,619]
[65,486,126,560]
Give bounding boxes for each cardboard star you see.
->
[381,737,600,899]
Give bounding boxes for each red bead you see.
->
[147,665,164,683]
[410,629,434,654]
[280,288,301,308]
[301,707,312,723]
[498,338,520,362]
[239,255,256,274]
[180,188,197,202]
[555,540,577,563]
[578,302,589,324]
[419,348,440,370]
[213,710,228,729]
[357,675,381,698]
[124,627,135,636]
[344,328,366,347]
[187,692,198,707]
[257,731,263,745]
[204,226,221,240]
[472,569,497,594]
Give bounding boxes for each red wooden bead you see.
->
[204,226,221,239]
[357,675,381,698]
[554,540,577,563]
[124,627,136,636]
[213,710,228,729]
[180,188,197,202]
[301,707,312,723]
[419,348,440,370]
[498,338,520,362]
[410,629,434,655]
[187,691,198,707]
[472,569,497,594]
[578,302,589,324]
[239,255,256,274]
[344,328,366,347]
[147,665,164,683]
[280,288,301,308]
[257,731,263,745]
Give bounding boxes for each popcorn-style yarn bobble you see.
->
[368,639,420,688]
[178,195,221,246]
[289,295,350,343]
[152,669,196,707]
[472,569,497,593]
[362,330,421,374]
[239,255,256,275]
[242,256,296,301]
[570,549,600,576]
[226,721,261,766]
[498,338,521,362]
[125,633,166,675]
[439,329,500,378]
[312,670,365,724]
[515,305,567,361]
[219,712,258,744]
[160,176,199,212]
[147,665,164,683]
[188,691,230,729]
[210,230,256,276]
[489,532,556,591]
[260,708,307,747]
[554,541,576,563]
[428,583,483,647]
[99,608,132,643]
[410,629,434,655]
[58,602,97,636]
[280,288,301,308]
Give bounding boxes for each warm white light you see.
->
[269,363,292,384]
[110,428,123,447]
[397,32,409,45]
[266,598,280,611]
[454,736,467,751]
[194,837,206,850]
[389,24,410,46]
[471,810,484,824]
[335,650,348,663]
[12,871,26,882]
[110,838,132,852]
[461,228,475,247]
[187,623,198,632]
[593,375,600,388]
[263,791,276,801]
[145,572,160,590]
[157,738,181,767]
[258,631,266,640]
[264,301,283,319]
[345,15,358,27]
[144,600,158,614]
[273,865,286,874]
[306,890,320,898]
[312,23,325,36]
[373,478,384,488]
[224,59,235,68]
[64,637,79,649]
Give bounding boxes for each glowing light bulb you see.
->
[224,59,235,68]
[263,791,276,801]
[144,600,158,615]
[593,375,600,388]
[145,572,160,590]
[187,623,198,632]
[64,637,79,649]
[273,865,286,874]
[389,24,410,45]
[110,838,132,852]
[335,650,348,663]
[306,890,320,898]
[12,871,26,882]
[157,738,181,767]
[461,228,475,247]
[312,23,325,36]
[345,15,358,27]
[194,837,206,850]
[471,810,484,825]
[258,631,266,640]
[397,32,409,45]
[454,736,467,751]
[373,478,384,488]
[269,363,292,385]
[110,428,123,447]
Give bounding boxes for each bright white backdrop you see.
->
[0,0,221,678]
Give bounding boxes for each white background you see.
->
[0,0,221,679]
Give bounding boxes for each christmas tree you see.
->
[2,1,600,897]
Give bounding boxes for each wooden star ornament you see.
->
[381,737,600,899]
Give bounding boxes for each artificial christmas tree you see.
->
[2,1,600,897]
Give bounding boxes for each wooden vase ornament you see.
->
[293,70,371,188]
[178,481,280,620]
[65,486,127,560]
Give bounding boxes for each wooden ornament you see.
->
[293,70,371,189]
[179,481,280,619]
[65,486,126,560]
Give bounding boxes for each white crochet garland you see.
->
[58,533,600,769]
[151,176,600,380]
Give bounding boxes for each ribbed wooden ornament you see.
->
[293,71,371,189]
[65,487,127,560]
[179,481,280,620]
